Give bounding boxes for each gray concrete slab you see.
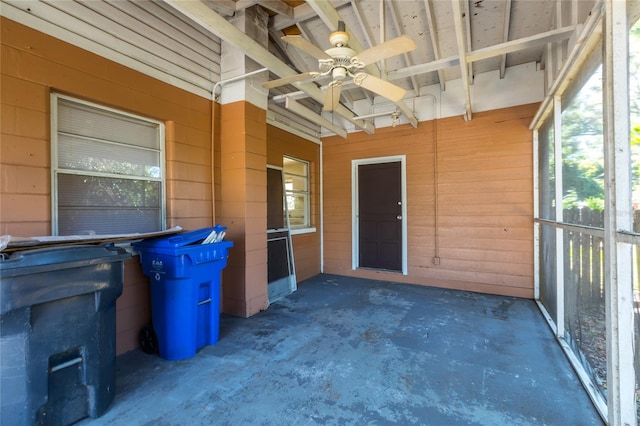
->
[79,274,603,425]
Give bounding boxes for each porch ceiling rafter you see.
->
[285,97,347,139]
[200,0,235,17]
[162,0,373,135]
[451,0,473,121]
[465,25,576,62]
[348,0,374,103]
[388,25,576,83]
[236,0,295,19]
[305,0,418,128]
[463,0,474,86]
[387,0,419,94]
[423,0,446,91]
[499,0,513,79]
[270,0,350,31]
[305,0,380,79]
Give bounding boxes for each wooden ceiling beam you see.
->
[200,0,236,17]
[463,0,474,85]
[234,0,260,11]
[285,97,347,138]
[258,1,295,18]
[387,0,419,95]
[306,0,417,127]
[423,0,446,91]
[466,25,576,62]
[451,0,473,121]
[305,0,381,79]
[163,0,373,134]
[499,0,512,79]
[387,25,575,84]
[349,0,374,103]
[270,0,350,31]
[236,0,294,18]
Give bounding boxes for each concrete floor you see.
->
[79,274,603,425]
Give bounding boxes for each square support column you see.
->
[219,101,268,317]
[217,6,269,317]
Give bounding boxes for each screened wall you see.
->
[533,2,640,423]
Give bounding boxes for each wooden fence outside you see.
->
[563,207,605,305]
[563,207,640,304]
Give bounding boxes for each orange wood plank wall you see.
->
[1,17,216,354]
[322,104,537,298]
[217,101,269,317]
[266,125,321,282]
[1,18,321,354]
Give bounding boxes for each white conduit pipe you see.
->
[212,67,269,102]
[210,68,269,224]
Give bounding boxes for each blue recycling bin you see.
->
[133,226,233,360]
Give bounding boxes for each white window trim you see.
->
[50,93,166,235]
[290,227,316,235]
[283,155,311,229]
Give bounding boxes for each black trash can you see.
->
[134,226,233,361]
[0,244,130,426]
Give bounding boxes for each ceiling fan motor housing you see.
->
[324,45,358,77]
[329,30,349,47]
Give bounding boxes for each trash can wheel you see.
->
[139,326,158,354]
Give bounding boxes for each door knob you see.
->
[397,215,402,220]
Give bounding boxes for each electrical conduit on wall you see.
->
[210,68,269,224]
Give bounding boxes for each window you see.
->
[51,94,165,236]
[283,156,310,228]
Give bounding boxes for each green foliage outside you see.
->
[631,23,640,210]
[560,23,640,210]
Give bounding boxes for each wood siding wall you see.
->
[322,104,537,298]
[1,18,213,354]
[217,101,269,317]
[267,125,321,282]
[1,18,322,352]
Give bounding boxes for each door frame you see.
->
[351,155,407,275]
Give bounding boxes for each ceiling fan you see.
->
[263,22,416,111]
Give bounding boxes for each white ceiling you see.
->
[220,0,594,130]
[1,0,600,136]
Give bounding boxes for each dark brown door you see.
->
[358,161,402,271]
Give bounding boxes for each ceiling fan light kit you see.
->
[263,21,416,114]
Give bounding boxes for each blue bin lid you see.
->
[133,225,227,249]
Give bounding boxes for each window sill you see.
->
[290,227,316,235]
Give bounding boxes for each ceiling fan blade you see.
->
[323,82,343,111]
[354,35,417,66]
[353,73,406,102]
[262,72,317,89]
[282,35,332,61]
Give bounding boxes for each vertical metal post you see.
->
[533,129,541,300]
[554,95,565,338]
[603,0,636,424]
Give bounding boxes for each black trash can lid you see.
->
[0,245,130,273]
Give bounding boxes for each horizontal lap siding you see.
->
[266,125,321,282]
[322,104,537,298]
[1,18,215,354]
[1,17,214,233]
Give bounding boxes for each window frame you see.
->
[50,93,166,236]
[283,155,313,232]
